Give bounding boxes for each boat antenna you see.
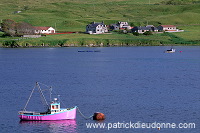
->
[50,86,52,103]
[58,95,60,102]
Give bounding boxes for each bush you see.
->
[143,31,153,36]
[3,40,19,48]
[132,32,140,36]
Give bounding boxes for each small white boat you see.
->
[165,48,175,53]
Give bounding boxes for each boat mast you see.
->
[36,82,50,110]
[22,82,53,111]
[23,84,37,111]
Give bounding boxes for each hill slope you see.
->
[1,0,200,31]
[0,0,200,47]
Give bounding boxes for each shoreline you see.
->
[1,32,199,48]
[0,43,200,48]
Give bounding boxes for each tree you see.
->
[16,22,35,35]
[1,19,17,36]
[130,22,135,27]
[1,19,35,36]
[23,5,30,11]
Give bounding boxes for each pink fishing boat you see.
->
[18,82,77,121]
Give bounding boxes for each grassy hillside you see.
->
[1,0,200,30]
[0,0,200,46]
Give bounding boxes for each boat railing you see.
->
[19,111,33,114]
[18,111,48,115]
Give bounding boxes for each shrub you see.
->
[132,32,140,36]
[143,31,153,36]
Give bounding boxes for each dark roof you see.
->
[110,24,118,26]
[34,26,51,30]
[132,26,148,30]
[132,26,158,31]
[87,22,105,28]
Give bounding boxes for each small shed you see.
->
[14,11,22,14]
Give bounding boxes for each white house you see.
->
[86,22,108,34]
[157,25,177,31]
[117,21,131,29]
[34,26,55,34]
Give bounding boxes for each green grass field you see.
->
[0,0,200,46]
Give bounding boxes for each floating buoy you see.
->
[93,112,105,120]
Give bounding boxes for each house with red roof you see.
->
[157,25,177,32]
[34,26,55,34]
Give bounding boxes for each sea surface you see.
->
[0,46,199,133]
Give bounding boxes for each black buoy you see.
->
[93,112,105,120]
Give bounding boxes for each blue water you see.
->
[0,46,199,133]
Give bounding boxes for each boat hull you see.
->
[19,107,77,121]
[165,51,175,53]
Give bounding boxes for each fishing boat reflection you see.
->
[19,120,77,133]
